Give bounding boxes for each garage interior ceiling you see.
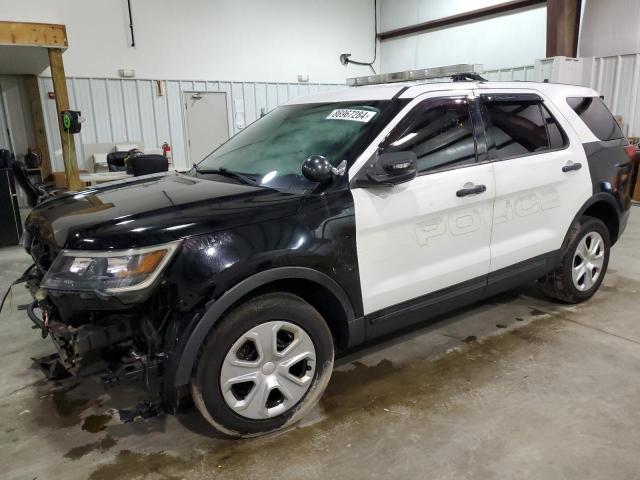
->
[0,46,50,75]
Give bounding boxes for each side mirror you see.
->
[302,155,346,183]
[302,155,332,182]
[363,151,417,187]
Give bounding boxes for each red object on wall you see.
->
[162,142,172,165]
[47,92,56,99]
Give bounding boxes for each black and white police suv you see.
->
[18,69,633,437]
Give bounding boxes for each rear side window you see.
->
[567,96,623,141]
[484,99,568,159]
[485,101,545,157]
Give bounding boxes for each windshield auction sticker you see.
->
[326,109,377,123]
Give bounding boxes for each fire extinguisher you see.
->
[162,142,172,166]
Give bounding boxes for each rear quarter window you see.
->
[567,96,624,141]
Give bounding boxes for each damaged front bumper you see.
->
[13,264,169,414]
[26,300,135,377]
[23,293,168,420]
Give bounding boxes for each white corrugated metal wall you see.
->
[38,77,344,172]
[581,54,640,137]
[480,65,536,82]
[482,56,640,138]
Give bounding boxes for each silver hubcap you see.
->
[220,321,316,420]
[572,231,605,291]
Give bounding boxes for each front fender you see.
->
[164,266,355,399]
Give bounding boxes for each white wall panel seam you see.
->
[627,55,640,136]
[611,55,622,112]
[103,79,115,142]
[163,82,174,161]
[87,79,99,142]
[149,82,159,148]
[120,81,129,142]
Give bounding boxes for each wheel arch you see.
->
[570,193,621,246]
[170,267,357,390]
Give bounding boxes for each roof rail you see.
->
[451,72,487,82]
[347,63,484,87]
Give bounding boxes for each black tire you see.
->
[539,216,610,303]
[191,292,334,437]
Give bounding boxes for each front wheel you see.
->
[539,216,610,303]
[191,292,334,437]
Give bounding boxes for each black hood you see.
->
[25,172,304,250]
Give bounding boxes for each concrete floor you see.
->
[1,207,639,480]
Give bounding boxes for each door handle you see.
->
[562,162,582,172]
[456,184,486,197]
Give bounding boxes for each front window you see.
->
[380,97,477,174]
[195,101,390,192]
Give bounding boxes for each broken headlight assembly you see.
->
[41,241,180,296]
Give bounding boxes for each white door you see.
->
[351,91,496,315]
[184,92,230,163]
[476,89,592,272]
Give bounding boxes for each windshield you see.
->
[196,101,390,192]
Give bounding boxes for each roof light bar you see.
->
[347,63,483,87]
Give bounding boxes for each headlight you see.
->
[41,241,180,295]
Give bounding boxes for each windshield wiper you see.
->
[192,164,259,186]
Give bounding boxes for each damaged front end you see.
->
[18,232,183,417]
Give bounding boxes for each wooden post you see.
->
[47,47,81,190]
[24,75,52,181]
[547,0,582,57]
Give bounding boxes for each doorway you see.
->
[0,76,37,210]
[184,91,230,164]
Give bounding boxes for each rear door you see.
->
[351,90,495,317]
[477,89,592,274]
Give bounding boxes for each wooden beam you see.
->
[48,48,82,191]
[0,21,67,48]
[378,0,546,41]
[23,75,52,181]
[546,0,582,57]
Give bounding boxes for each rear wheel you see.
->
[539,216,610,303]
[191,292,334,437]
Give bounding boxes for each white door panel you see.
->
[490,151,591,271]
[478,88,592,272]
[353,163,495,315]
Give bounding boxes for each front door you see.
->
[476,90,592,273]
[351,91,496,316]
[184,92,230,164]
